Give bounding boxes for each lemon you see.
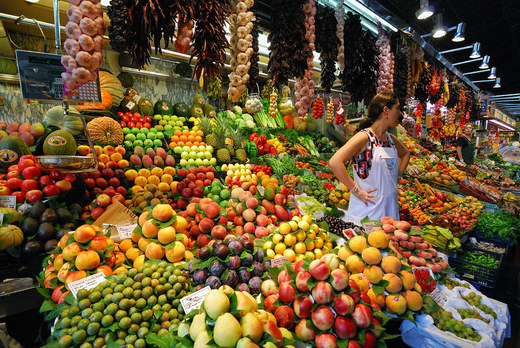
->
[283,249,296,262]
[306,241,315,251]
[294,242,306,254]
[314,249,324,259]
[278,222,291,235]
[266,249,275,258]
[263,241,273,250]
[314,237,324,249]
[272,234,283,244]
[284,234,296,247]
[298,221,310,231]
[303,215,312,225]
[295,230,306,242]
[288,221,298,232]
[274,243,286,255]
[304,251,315,260]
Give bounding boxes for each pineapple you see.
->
[230,129,247,162]
[198,116,217,147]
[214,126,230,163]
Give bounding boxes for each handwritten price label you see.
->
[117,224,137,239]
[314,211,324,220]
[363,222,375,233]
[270,257,287,268]
[180,286,211,315]
[429,287,448,307]
[257,186,265,196]
[0,196,16,208]
[68,273,107,298]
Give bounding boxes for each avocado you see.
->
[21,217,39,236]
[56,208,73,223]
[40,208,57,224]
[38,222,56,241]
[22,240,43,257]
[30,200,46,219]
[44,239,59,252]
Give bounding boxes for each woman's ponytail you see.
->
[355,92,399,133]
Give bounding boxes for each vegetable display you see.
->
[457,250,498,269]
[477,211,520,245]
[315,4,339,93]
[267,0,312,86]
[61,0,105,91]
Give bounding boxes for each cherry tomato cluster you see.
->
[0,155,75,203]
[319,160,329,167]
[317,173,333,179]
[117,112,152,129]
[335,105,345,125]
[324,182,336,192]
[295,161,312,170]
[311,96,324,119]
[252,164,273,176]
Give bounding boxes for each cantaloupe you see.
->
[0,225,24,250]
[43,130,77,156]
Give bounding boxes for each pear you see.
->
[189,312,207,342]
[236,292,256,317]
[236,337,260,348]
[214,312,242,348]
[203,289,230,320]
[193,330,212,348]
[240,312,264,343]
[177,322,190,338]
[280,327,294,341]
[263,343,278,348]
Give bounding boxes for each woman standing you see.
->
[456,124,475,166]
[329,93,410,221]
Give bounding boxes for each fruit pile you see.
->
[294,161,312,170]
[380,217,448,272]
[49,261,190,347]
[117,111,152,129]
[430,207,477,236]
[295,195,327,216]
[190,234,267,293]
[154,114,188,132]
[122,127,166,150]
[128,146,175,169]
[171,166,216,210]
[328,184,350,208]
[311,96,324,119]
[0,121,46,147]
[260,257,386,347]
[282,174,301,187]
[421,225,461,251]
[174,144,216,167]
[422,162,465,186]
[262,216,332,262]
[252,164,273,176]
[316,216,362,237]
[439,277,470,290]
[456,308,490,324]
[461,292,497,319]
[222,163,256,187]
[82,192,127,221]
[175,287,292,347]
[248,133,278,156]
[126,184,168,212]
[77,145,130,170]
[83,167,128,202]
[302,183,329,204]
[427,307,482,342]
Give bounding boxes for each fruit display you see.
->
[294,194,327,216]
[190,234,268,293]
[174,144,216,167]
[439,277,470,290]
[153,114,188,133]
[328,184,350,208]
[421,225,461,251]
[424,304,482,342]
[316,216,363,238]
[122,127,166,150]
[461,292,497,319]
[126,184,168,212]
[171,166,216,210]
[47,261,190,347]
[116,111,152,129]
[0,121,46,147]
[77,144,130,170]
[456,308,490,324]
[222,163,255,187]
[128,146,174,169]
[82,166,128,202]
[168,129,205,149]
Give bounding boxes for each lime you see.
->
[128,307,138,316]
[68,305,80,318]
[141,277,152,287]
[157,328,168,337]
[143,268,153,277]
[119,316,132,330]
[157,294,167,306]
[135,298,147,309]
[152,304,161,312]
[101,314,114,327]
[163,283,172,292]
[147,295,157,307]
[220,189,230,200]
[86,322,100,336]
[141,287,153,299]
[72,329,87,344]
[140,128,149,135]
[115,339,126,346]
[78,299,91,311]
[135,338,147,348]
[104,302,119,315]
[155,284,165,294]
[92,301,105,313]
[117,330,128,340]
[119,298,132,310]
[58,334,73,348]
[115,309,128,321]
[149,128,158,133]
[76,289,89,301]
[89,311,103,323]
[81,308,94,319]
[168,275,177,284]
[173,283,182,292]
[77,318,90,331]
[140,321,150,329]
[124,278,135,288]
[134,272,145,282]
[169,308,179,319]
[161,303,172,312]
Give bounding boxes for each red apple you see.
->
[311,305,335,331]
[293,295,313,319]
[351,303,372,329]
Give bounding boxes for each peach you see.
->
[74,224,96,244]
[385,294,407,315]
[399,270,416,290]
[264,294,279,313]
[382,224,396,233]
[65,270,87,289]
[138,237,151,252]
[315,333,337,348]
[255,226,269,238]
[361,247,382,265]
[333,294,355,316]
[244,222,256,234]
[322,254,340,270]
[382,273,403,293]
[274,305,294,329]
[256,214,269,227]
[131,232,142,243]
[334,316,357,340]
[402,290,423,311]
[381,255,401,274]
[394,221,411,231]
[312,281,334,304]
[138,211,149,226]
[330,268,349,291]
[157,226,176,244]
[295,271,312,292]
[295,319,315,342]
[145,242,165,259]
[349,236,368,253]
[152,204,174,222]
[242,209,256,222]
[165,241,185,263]
[294,295,313,318]
[261,279,278,297]
[279,281,296,303]
[75,250,101,270]
[367,231,390,248]
[89,236,108,252]
[345,255,365,274]
[211,225,227,240]
[380,216,395,225]
[142,219,159,238]
[367,288,386,308]
[246,198,259,209]
[363,265,383,284]
[198,198,213,211]
[199,217,215,234]
[96,265,113,277]
[349,274,370,292]
[62,242,82,261]
[337,246,354,261]
[311,305,335,331]
[205,202,221,218]
[309,259,330,281]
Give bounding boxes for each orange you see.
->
[182,130,190,137]
[179,135,188,143]
[169,142,176,149]
[171,135,180,143]
[163,167,176,176]
[185,141,193,147]
[147,175,160,186]
[138,168,150,178]
[178,141,185,146]
[131,185,144,195]
[188,135,195,142]
[119,239,134,253]
[161,174,173,184]
[134,176,147,187]
[98,154,110,163]
[196,130,203,137]
[151,167,163,177]
[110,153,123,162]
[174,130,182,137]
[195,136,202,142]
[157,182,170,192]
[125,169,138,181]
[192,142,199,146]
[117,159,129,168]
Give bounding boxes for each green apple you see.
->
[133,140,144,147]
[159,120,167,126]
[136,133,146,141]
[181,152,189,160]
[168,120,176,126]
[171,115,178,121]
[140,127,149,134]
[179,117,186,122]
[179,159,187,166]
[154,125,164,131]
[163,115,170,121]
[188,158,195,165]
[149,128,158,133]
[175,121,182,127]
[153,139,162,147]
[131,127,140,134]
[155,132,164,140]
[195,158,203,165]
[207,145,214,153]
[183,146,190,153]
[174,147,182,154]
[125,133,136,142]
[191,145,198,152]
[189,151,197,159]
[124,140,133,148]
[205,152,212,159]
[143,139,153,147]
[210,158,217,165]
[122,127,131,134]
[147,132,156,140]
[173,126,181,131]
[202,158,210,165]
[164,124,172,131]
[153,114,162,120]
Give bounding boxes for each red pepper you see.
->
[270,148,277,155]
[260,135,268,144]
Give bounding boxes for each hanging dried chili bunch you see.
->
[340,12,378,103]
[267,0,312,86]
[190,0,229,90]
[247,2,260,90]
[394,43,410,106]
[445,78,461,109]
[415,61,432,104]
[315,3,339,93]
[107,0,130,52]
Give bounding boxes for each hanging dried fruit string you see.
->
[415,61,432,104]
[335,0,345,71]
[247,1,260,90]
[315,4,339,94]
[376,24,394,94]
[394,39,410,107]
[414,103,423,137]
[107,0,130,52]
[191,0,229,90]
[267,0,312,86]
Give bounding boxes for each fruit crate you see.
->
[469,232,512,257]
[449,245,503,288]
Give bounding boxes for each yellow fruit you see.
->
[151,167,163,177]
[125,169,138,181]
[302,215,312,224]
[279,222,291,235]
[294,242,306,254]
[295,230,306,242]
[367,231,389,249]
[138,169,150,178]
[298,221,310,231]
[147,175,160,186]
[314,237,324,249]
[284,234,296,247]
[161,174,173,184]
[304,251,315,260]
[134,176,147,187]
[283,249,296,262]
[266,249,275,258]
[314,249,324,259]
[131,185,144,195]
[306,241,315,251]
[157,182,170,192]
[288,221,298,232]
[307,230,316,241]
[349,236,368,253]
[272,234,283,244]
[263,241,273,250]
[274,243,286,255]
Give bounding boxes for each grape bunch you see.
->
[52,261,190,347]
[456,308,490,324]
[440,277,470,290]
[429,310,482,342]
[461,292,497,319]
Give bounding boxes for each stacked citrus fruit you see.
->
[168,129,205,149]
[124,166,176,196]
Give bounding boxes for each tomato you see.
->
[26,189,43,202]
[22,166,41,180]
[143,122,151,129]
[64,174,76,183]
[127,122,135,128]
[6,171,19,180]
[119,121,126,127]
[0,186,11,195]
[122,115,129,122]
[38,175,54,187]
[12,191,25,203]
[20,154,35,162]
[117,111,124,118]
[7,165,19,173]
[49,170,63,180]
[6,177,22,190]
[124,112,132,118]
[55,180,72,192]
[143,116,151,123]
[133,112,141,118]
[135,122,143,129]
[17,159,35,172]
[43,184,60,197]
[21,179,39,192]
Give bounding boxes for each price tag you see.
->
[469,237,477,245]
[180,286,211,315]
[117,224,137,239]
[68,273,107,298]
[257,186,265,196]
[315,171,322,175]
[270,256,287,268]
[0,196,16,208]
[429,287,448,307]
[343,229,357,239]
[337,107,344,115]
[125,101,136,111]
[363,222,375,233]
[278,154,283,159]
[314,211,324,220]
[102,224,117,238]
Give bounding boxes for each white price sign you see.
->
[270,256,287,268]
[257,186,265,196]
[68,273,107,298]
[429,287,448,307]
[314,211,324,220]
[363,222,375,233]
[180,286,211,315]
[117,224,137,239]
[0,195,16,208]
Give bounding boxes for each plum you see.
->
[210,259,226,277]
[254,248,264,263]
[241,253,253,267]
[228,240,243,255]
[251,262,266,277]
[237,234,251,245]
[214,244,230,260]
[248,276,262,294]
[198,246,211,260]
[227,256,241,270]
[238,269,251,283]
[242,239,254,251]
[205,276,222,289]
[238,283,250,292]
[224,270,239,288]
[224,235,237,246]
[193,269,209,284]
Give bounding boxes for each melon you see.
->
[120,96,139,113]
[173,102,190,118]
[43,130,77,156]
[99,71,124,106]
[0,135,31,170]
[0,225,24,250]
[138,98,154,116]
[44,106,84,135]
[154,100,173,116]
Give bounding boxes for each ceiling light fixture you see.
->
[479,55,490,69]
[488,67,496,79]
[462,69,490,76]
[25,0,40,3]
[416,0,434,20]
[469,42,481,58]
[452,23,466,42]
[488,118,514,130]
[431,14,447,38]
[452,57,482,66]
